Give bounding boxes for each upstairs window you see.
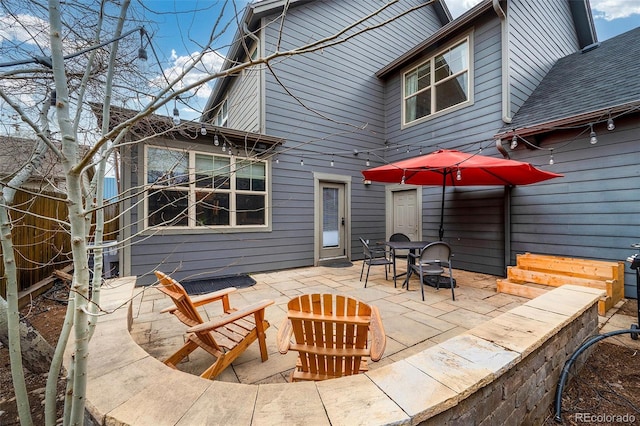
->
[145,146,267,229]
[403,37,471,125]
[215,99,228,127]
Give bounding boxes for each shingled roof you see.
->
[499,26,640,136]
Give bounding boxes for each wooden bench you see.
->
[496,253,624,316]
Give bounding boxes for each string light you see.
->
[277,105,640,170]
[366,153,370,167]
[400,172,405,185]
[549,148,554,165]
[510,134,518,150]
[200,123,207,135]
[172,98,180,126]
[222,140,226,152]
[138,28,148,61]
[213,134,219,146]
[456,168,462,181]
[607,112,615,131]
[300,157,304,166]
[275,155,279,164]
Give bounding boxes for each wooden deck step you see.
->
[496,253,623,316]
[506,267,611,290]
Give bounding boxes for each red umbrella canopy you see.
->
[362,149,562,186]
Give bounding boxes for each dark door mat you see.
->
[319,259,353,268]
[180,275,256,295]
[423,276,457,288]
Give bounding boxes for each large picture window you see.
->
[403,37,471,125]
[145,146,267,229]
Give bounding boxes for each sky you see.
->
[144,0,640,121]
[2,0,637,122]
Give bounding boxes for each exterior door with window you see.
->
[319,182,346,259]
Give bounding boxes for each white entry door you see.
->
[392,189,418,240]
[319,182,346,259]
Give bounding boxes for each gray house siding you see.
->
[508,0,581,114]
[508,114,640,297]
[261,0,444,262]
[228,65,261,132]
[381,12,507,276]
[127,1,445,285]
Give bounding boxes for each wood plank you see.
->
[496,279,549,299]
[507,268,609,289]
[516,253,619,280]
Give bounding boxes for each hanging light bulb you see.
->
[330,155,334,167]
[200,123,207,136]
[275,155,279,164]
[510,134,518,150]
[222,141,226,152]
[138,28,148,61]
[213,134,219,146]
[607,117,615,131]
[456,168,462,181]
[400,172,405,185]
[366,153,370,167]
[549,149,554,165]
[300,157,304,166]
[589,124,597,144]
[172,98,180,126]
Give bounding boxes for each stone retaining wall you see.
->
[422,299,599,425]
[74,278,603,425]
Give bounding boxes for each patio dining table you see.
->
[385,240,431,289]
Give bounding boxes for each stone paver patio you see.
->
[130,261,535,384]
[129,260,638,385]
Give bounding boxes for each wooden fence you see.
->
[0,189,119,298]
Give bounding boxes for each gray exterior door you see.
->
[319,182,346,259]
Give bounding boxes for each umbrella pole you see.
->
[439,172,446,241]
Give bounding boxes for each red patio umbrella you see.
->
[362,149,563,239]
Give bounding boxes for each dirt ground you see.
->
[0,285,68,426]
[543,300,640,425]
[1,290,639,425]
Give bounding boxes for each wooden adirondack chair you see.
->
[276,293,386,382]
[154,271,274,380]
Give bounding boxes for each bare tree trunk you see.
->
[0,202,34,426]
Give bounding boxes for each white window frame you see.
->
[143,145,269,230]
[402,34,473,127]
[215,99,228,127]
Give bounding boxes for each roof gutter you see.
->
[494,101,640,140]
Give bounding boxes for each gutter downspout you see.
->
[494,0,511,125]
[493,0,512,274]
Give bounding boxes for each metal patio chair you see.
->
[359,237,394,287]
[409,241,455,301]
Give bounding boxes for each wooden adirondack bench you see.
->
[154,271,274,380]
[276,293,386,382]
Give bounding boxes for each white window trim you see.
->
[401,32,474,128]
[215,99,228,127]
[142,144,270,233]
